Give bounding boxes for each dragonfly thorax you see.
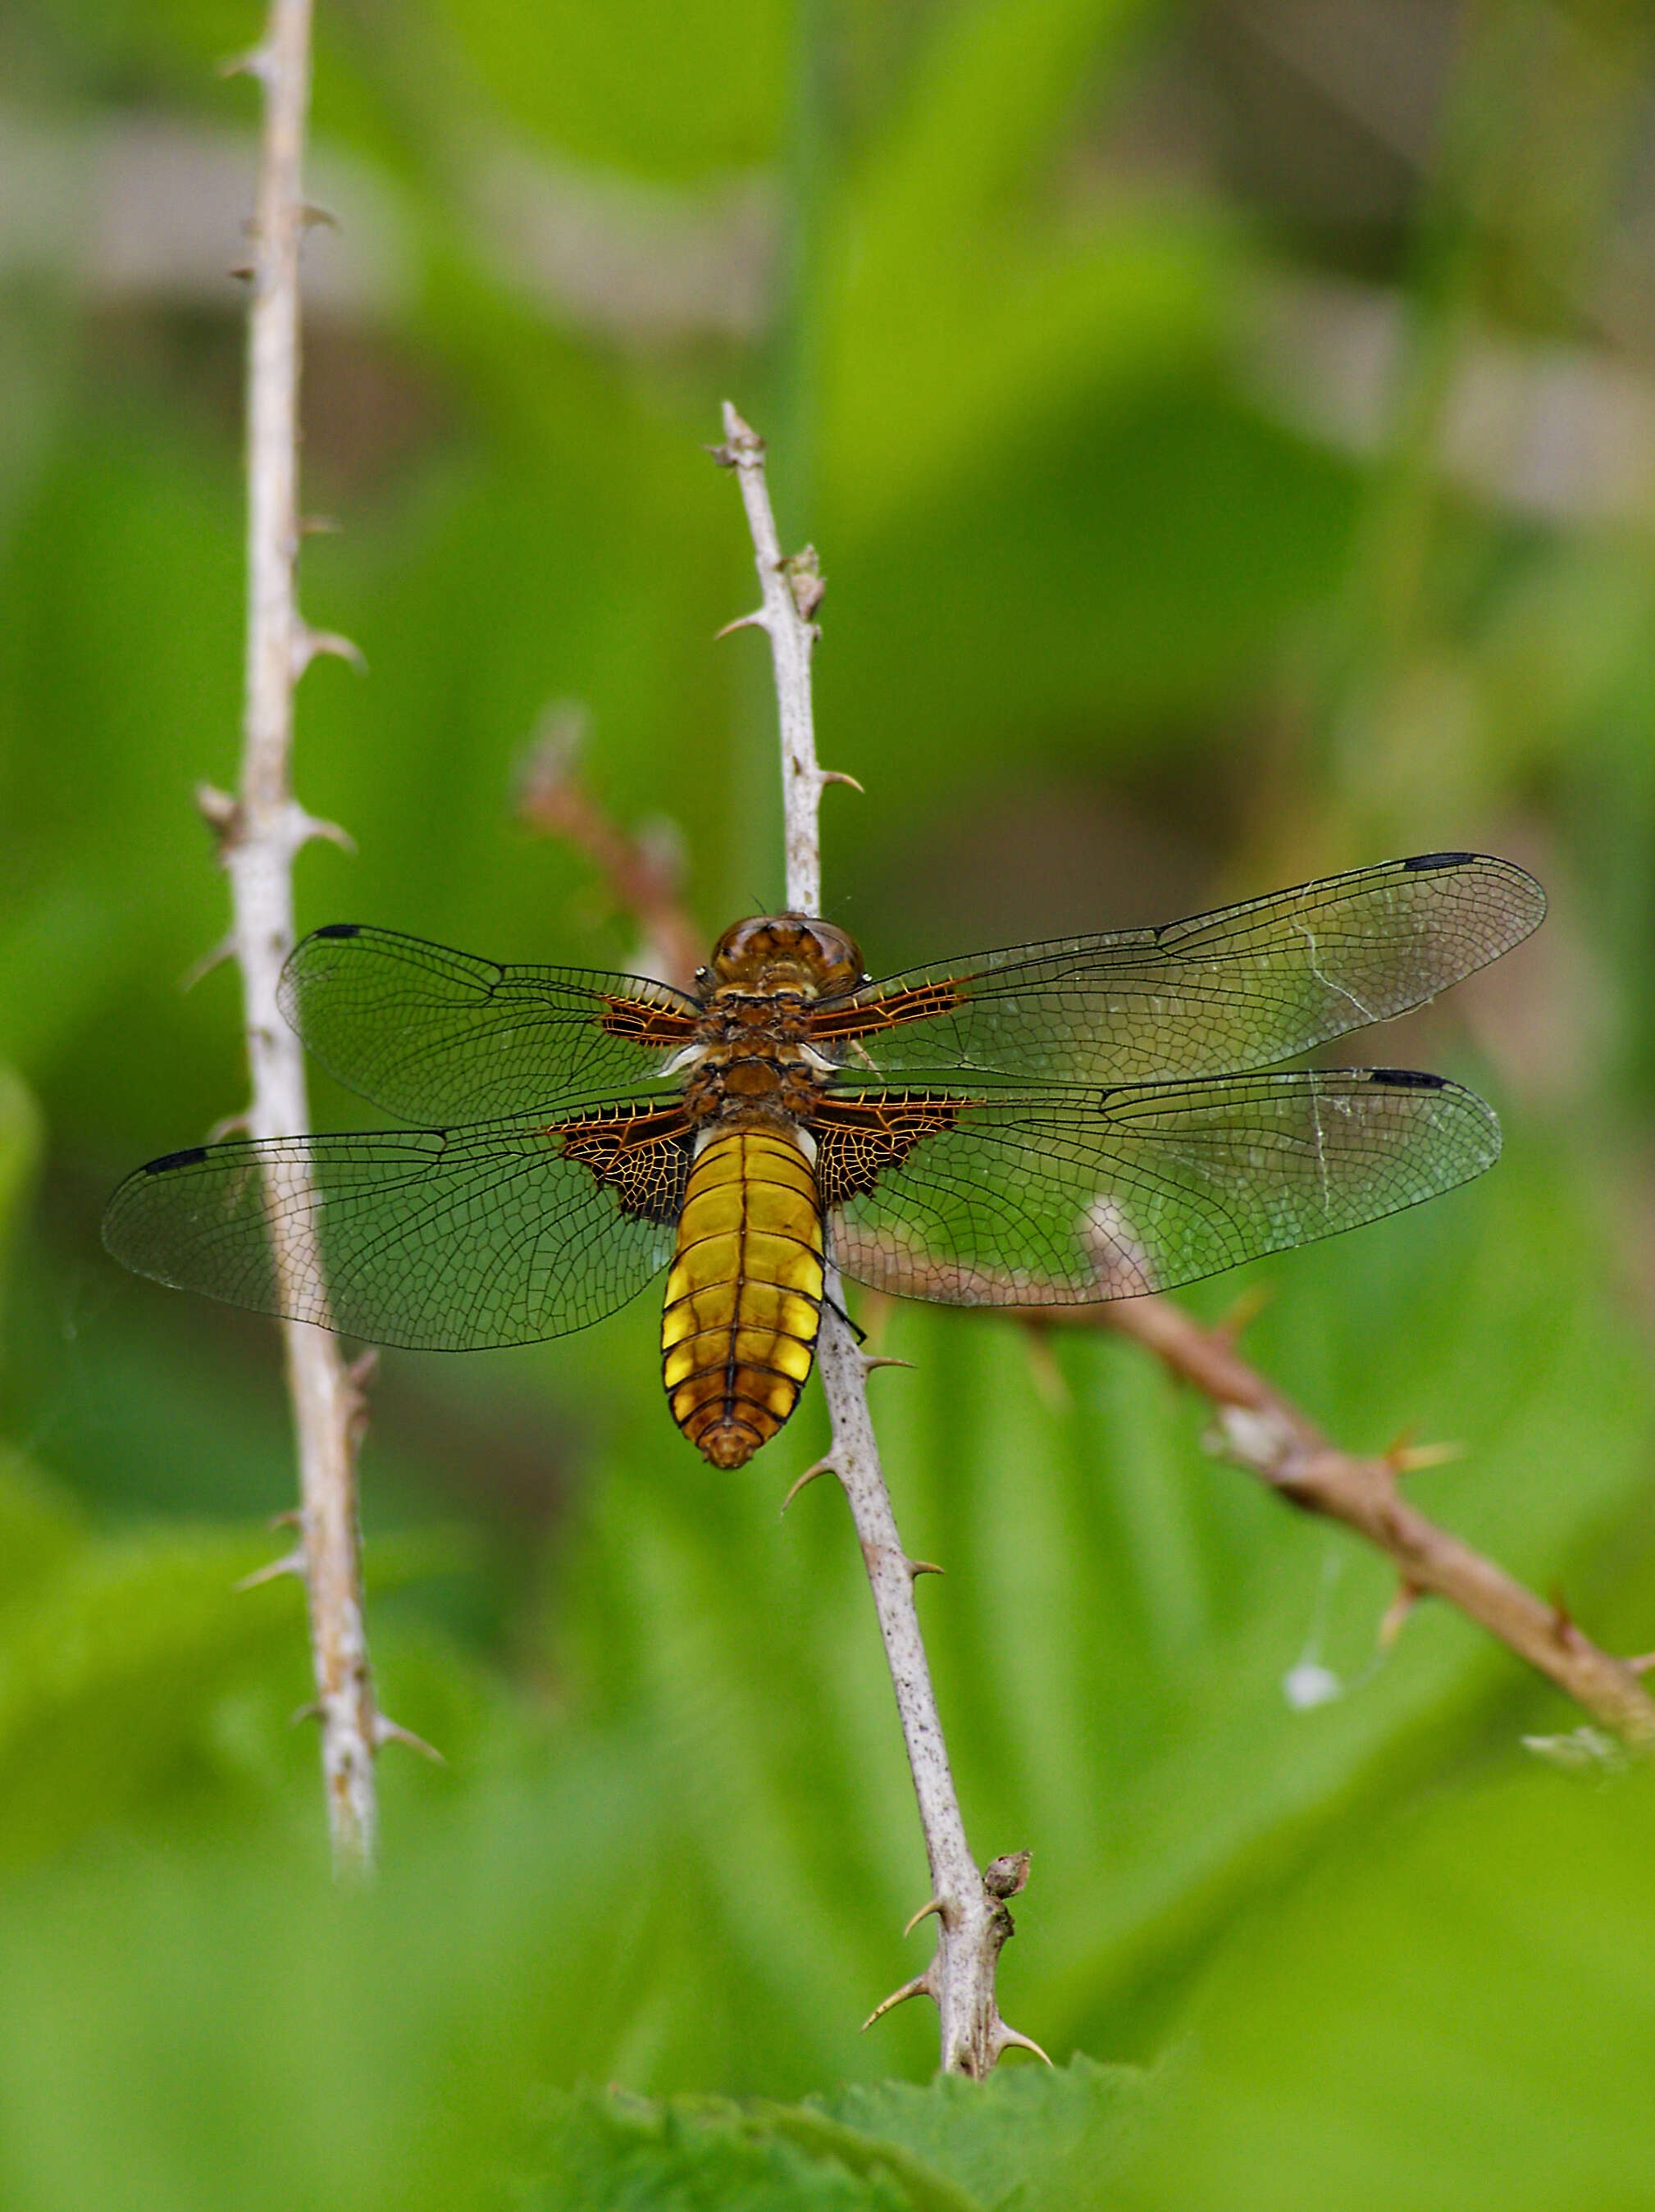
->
[682,989,833,1129]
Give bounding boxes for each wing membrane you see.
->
[825,1070,1499,1305]
[102,1101,689,1349]
[278,925,697,1124]
[826,854,1543,1085]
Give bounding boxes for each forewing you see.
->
[819,854,1543,1084]
[824,1071,1499,1305]
[278,925,697,1123]
[102,1103,691,1349]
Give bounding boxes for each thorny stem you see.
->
[1078,1296,1655,1747]
[217,0,380,1873]
[714,404,1044,2076]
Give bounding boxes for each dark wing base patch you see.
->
[555,1105,693,1223]
[812,1092,971,1206]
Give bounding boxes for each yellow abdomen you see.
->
[661,1127,824,1469]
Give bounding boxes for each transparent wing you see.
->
[101,1103,690,1350]
[278,925,698,1124]
[824,1070,1500,1305]
[820,854,1543,1085]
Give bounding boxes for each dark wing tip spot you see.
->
[311,923,362,941]
[1369,1067,1447,1090]
[145,1144,211,1173]
[1402,851,1475,871]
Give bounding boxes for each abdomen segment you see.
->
[661,1128,824,1468]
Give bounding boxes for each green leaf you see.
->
[803,2058,1156,2210]
[514,2061,1156,2211]
[1116,1763,1655,2212]
[518,2091,919,2210]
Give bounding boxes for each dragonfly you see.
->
[103,851,1544,1468]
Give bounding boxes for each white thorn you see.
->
[179,934,236,992]
[714,609,768,641]
[292,626,367,678]
[994,2023,1054,2066]
[296,809,358,855]
[780,1457,837,1515]
[374,1715,446,1765]
[861,1973,932,2032]
[235,1549,305,1593]
[217,43,271,80]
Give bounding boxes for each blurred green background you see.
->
[3,0,1655,2205]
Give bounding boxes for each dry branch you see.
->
[517,703,703,994]
[712,403,1045,2077]
[216,0,380,1872]
[1071,1294,1655,1745]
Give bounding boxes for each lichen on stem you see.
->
[713,402,1046,2075]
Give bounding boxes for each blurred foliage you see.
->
[3,0,1655,2203]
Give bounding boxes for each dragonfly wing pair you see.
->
[103,853,1544,1455]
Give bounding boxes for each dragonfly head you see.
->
[708,914,863,1000]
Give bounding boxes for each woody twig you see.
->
[208,0,381,1872]
[517,702,704,994]
[1065,1293,1655,1746]
[711,403,1046,2077]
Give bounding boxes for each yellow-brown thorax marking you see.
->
[659,915,858,1468]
